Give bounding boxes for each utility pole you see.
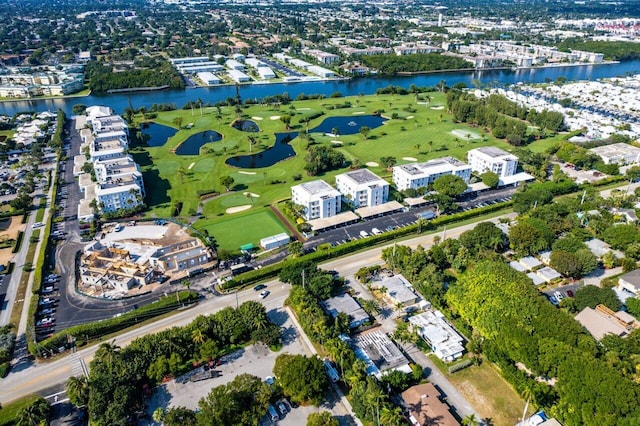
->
[302,269,306,289]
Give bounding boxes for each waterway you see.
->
[2,60,640,116]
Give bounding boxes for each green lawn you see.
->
[201,210,289,250]
[429,356,532,426]
[134,92,551,248]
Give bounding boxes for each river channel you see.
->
[2,60,640,116]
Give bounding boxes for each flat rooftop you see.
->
[341,168,383,184]
[591,142,640,158]
[352,329,411,375]
[296,179,337,196]
[400,157,468,176]
[321,293,369,327]
[474,146,514,158]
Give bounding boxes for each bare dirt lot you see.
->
[0,215,24,265]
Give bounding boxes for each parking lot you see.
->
[143,306,352,425]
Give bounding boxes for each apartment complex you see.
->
[392,157,471,191]
[467,146,518,177]
[76,106,145,219]
[335,169,389,208]
[291,179,342,220]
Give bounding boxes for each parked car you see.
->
[32,222,44,229]
[277,401,288,415]
[253,284,267,292]
[566,290,574,298]
[42,286,54,293]
[39,298,55,305]
[359,230,369,238]
[40,308,54,315]
[371,227,381,235]
[37,318,54,326]
[260,290,270,299]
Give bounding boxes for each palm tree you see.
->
[191,328,206,345]
[462,414,481,426]
[16,398,49,426]
[414,144,421,154]
[66,376,89,408]
[428,140,433,152]
[331,127,339,140]
[380,406,403,426]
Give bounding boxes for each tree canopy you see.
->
[433,174,467,197]
[273,354,329,405]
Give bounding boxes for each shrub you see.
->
[448,358,474,373]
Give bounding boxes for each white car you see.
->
[371,228,381,235]
[32,222,44,229]
[359,230,369,238]
[260,290,270,299]
[554,291,564,302]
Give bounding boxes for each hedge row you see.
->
[12,231,23,254]
[221,201,513,291]
[448,358,474,374]
[34,291,198,356]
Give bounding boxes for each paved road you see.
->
[0,212,516,407]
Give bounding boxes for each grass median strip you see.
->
[8,233,40,327]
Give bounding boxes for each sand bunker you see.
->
[251,116,264,121]
[226,205,252,214]
[366,161,379,167]
[188,162,195,170]
[431,105,445,110]
[269,115,281,120]
[407,115,414,119]
[331,140,343,145]
[238,171,256,175]
[243,192,260,198]
[297,108,311,111]
[451,129,480,139]
[352,111,366,115]
[417,101,430,105]
[403,157,418,161]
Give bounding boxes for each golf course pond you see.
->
[139,122,178,147]
[231,119,260,132]
[175,130,223,155]
[309,114,386,135]
[226,132,297,168]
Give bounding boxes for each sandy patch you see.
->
[417,101,430,105]
[352,111,365,115]
[406,115,414,119]
[238,171,256,175]
[331,141,343,145]
[296,108,311,111]
[251,116,264,121]
[431,105,445,110]
[243,192,260,198]
[187,162,195,170]
[403,157,418,162]
[269,115,281,120]
[365,162,379,167]
[451,129,480,139]
[226,205,252,214]
[0,216,24,265]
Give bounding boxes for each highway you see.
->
[0,211,516,406]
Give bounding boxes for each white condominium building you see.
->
[291,180,342,220]
[392,157,471,191]
[96,179,144,213]
[467,147,518,177]
[335,169,389,208]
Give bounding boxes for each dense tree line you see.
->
[86,302,280,425]
[446,91,565,145]
[358,53,472,75]
[556,39,640,61]
[85,57,185,93]
[447,261,640,425]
